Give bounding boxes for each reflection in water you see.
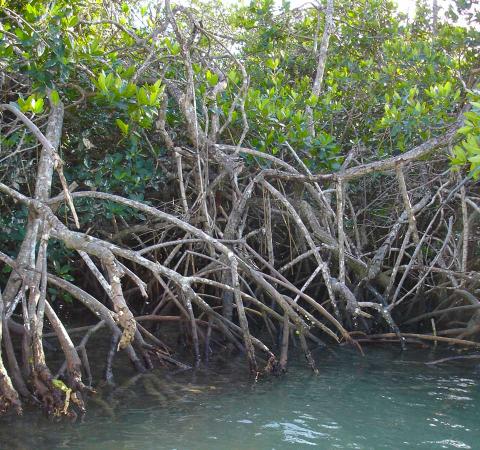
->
[0,347,479,449]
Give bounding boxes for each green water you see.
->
[1,347,479,449]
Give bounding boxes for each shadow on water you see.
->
[1,346,479,450]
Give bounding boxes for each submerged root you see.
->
[0,379,22,415]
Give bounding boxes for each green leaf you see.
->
[52,379,70,393]
[205,70,219,87]
[148,90,161,106]
[105,73,115,89]
[18,95,43,114]
[136,87,149,106]
[113,168,128,180]
[17,97,27,112]
[97,71,107,92]
[148,80,164,105]
[33,97,44,114]
[228,69,240,84]
[443,81,452,95]
[50,90,60,106]
[451,146,466,165]
[457,126,473,135]
[166,40,181,55]
[192,63,201,74]
[69,15,79,28]
[114,75,123,91]
[306,94,318,107]
[25,4,37,15]
[468,155,480,163]
[464,112,479,122]
[123,82,137,98]
[266,58,280,70]
[116,118,129,136]
[463,136,480,155]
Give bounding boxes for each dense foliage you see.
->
[1,1,478,201]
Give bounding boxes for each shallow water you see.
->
[1,346,479,449]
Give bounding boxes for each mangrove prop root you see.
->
[0,3,478,418]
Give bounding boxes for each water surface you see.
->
[1,346,479,449]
